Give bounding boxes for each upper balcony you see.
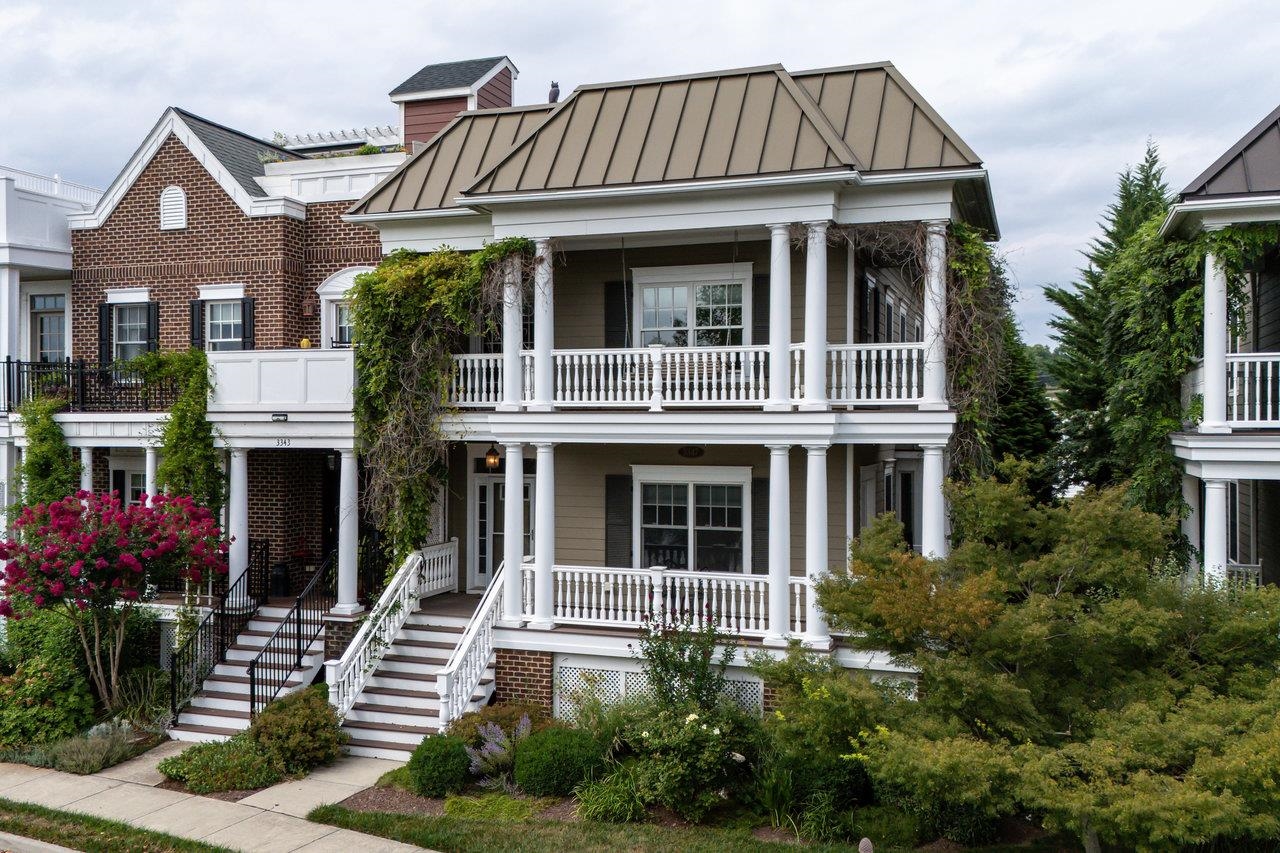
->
[1,166,101,271]
[1186,353,1280,431]
[1,359,178,414]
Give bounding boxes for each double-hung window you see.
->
[633,264,751,348]
[206,301,243,351]
[634,466,751,573]
[114,304,149,363]
[333,302,354,347]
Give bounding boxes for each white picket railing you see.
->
[791,345,805,400]
[450,354,505,407]
[1226,353,1280,426]
[829,343,924,403]
[659,346,769,406]
[1,166,102,204]
[1226,560,1262,587]
[326,539,457,719]
[436,560,505,728]
[553,349,653,406]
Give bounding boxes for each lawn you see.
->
[0,797,231,853]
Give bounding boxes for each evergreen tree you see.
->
[989,318,1057,499]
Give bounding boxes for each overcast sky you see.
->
[2,0,1276,344]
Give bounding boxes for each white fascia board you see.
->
[0,244,72,270]
[372,214,494,254]
[466,170,851,208]
[1160,195,1280,238]
[836,181,956,226]
[1171,432,1280,473]
[26,413,165,448]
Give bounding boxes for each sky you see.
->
[2,0,1277,345]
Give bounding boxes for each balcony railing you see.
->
[1227,353,1280,426]
[2,358,179,413]
[449,342,926,410]
[207,348,354,413]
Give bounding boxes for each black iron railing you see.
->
[248,550,337,717]
[169,540,271,717]
[3,358,180,413]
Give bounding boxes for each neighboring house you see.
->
[1166,103,1280,587]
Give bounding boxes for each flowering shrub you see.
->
[467,715,530,791]
[0,491,228,709]
[626,707,756,822]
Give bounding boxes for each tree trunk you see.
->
[1081,818,1102,853]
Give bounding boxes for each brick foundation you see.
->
[323,613,363,662]
[494,648,554,712]
[762,681,780,713]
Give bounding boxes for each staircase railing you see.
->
[436,559,505,729]
[170,539,270,717]
[247,550,336,717]
[327,538,458,719]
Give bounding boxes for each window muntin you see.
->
[206,300,243,351]
[640,285,689,346]
[640,479,745,572]
[113,304,148,363]
[639,281,747,348]
[31,295,66,363]
[333,302,354,347]
[693,283,743,346]
[694,484,743,572]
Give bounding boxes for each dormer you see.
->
[390,56,517,149]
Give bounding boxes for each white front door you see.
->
[470,475,534,591]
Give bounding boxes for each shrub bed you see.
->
[407,735,469,797]
[514,726,603,796]
[249,685,346,774]
[447,701,551,746]
[0,655,94,747]
[158,735,283,794]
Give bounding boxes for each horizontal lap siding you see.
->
[1257,259,1280,351]
[477,69,513,110]
[403,97,468,147]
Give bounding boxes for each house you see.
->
[0,56,998,759]
[1166,103,1280,587]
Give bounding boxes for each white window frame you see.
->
[630,464,752,573]
[20,282,71,363]
[112,303,149,364]
[159,185,187,230]
[630,263,753,348]
[108,453,147,507]
[205,300,244,352]
[317,267,374,349]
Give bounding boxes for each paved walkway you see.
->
[0,743,428,852]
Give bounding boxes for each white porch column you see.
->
[764,445,791,644]
[530,239,555,412]
[530,442,556,628]
[79,447,93,494]
[922,220,949,410]
[1181,472,1202,577]
[498,256,523,411]
[921,443,949,559]
[766,224,793,410]
[0,442,17,529]
[501,442,525,625]
[1201,251,1229,433]
[333,449,362,615]
[144,446,158,503]
[1202,478,1228,584]
[0,264,20,362]
[803,444,832,649]
[800,222,829,411]
[228,448,249,586]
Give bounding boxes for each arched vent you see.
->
[159,185,187,230]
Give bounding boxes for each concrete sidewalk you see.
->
[0,747,427,853]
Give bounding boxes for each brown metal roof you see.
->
[463,65,859,197]
[1182,102,1280,199]
[349,104,554,216]
[791,62,981,171]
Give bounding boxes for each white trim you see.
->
[461,169,852,206]
[1161,194,1280,237]
[317,266,374,348]
[197,283,245,301]
[465,445,536,592]
[629,464,753,572]
[106,287,150,304]
[631,262,754,347]
[20,282,71,364]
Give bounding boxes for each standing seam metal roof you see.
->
[1181,102,1280,199]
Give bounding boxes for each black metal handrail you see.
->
[170,540,270,717]
[248,550,337,717]
[3,357,180,413]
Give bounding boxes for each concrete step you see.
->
[347,703,440,727]
[341,719,436,746]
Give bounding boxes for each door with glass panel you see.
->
[472,476,534,591]
[30,295,66,363]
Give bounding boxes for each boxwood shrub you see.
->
[249,685,346,774]
[157,735,283,794]
[514,726,603,796]
[407,734,469,797]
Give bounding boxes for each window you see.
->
[333,302,354,347]
[633,264,751,348]
[30,294,66,363]
[634,466,750,573]
[205,301,243,351]
[159,186,186,230]
[113,304,149,363]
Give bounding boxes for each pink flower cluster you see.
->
[0,491,229,617]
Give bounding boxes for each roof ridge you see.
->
[790,60,893,77]
[1181,101,1280,197]
[571,63,788,93]
[170,106,302,160]
[773,67,861,169]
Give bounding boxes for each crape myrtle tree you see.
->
[0,491,228,709]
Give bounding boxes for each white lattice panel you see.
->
[555,665,622,718]
[724,677,764,713]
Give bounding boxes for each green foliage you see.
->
[5,606,158,695]
[157,734,284,794]
[406,734,470,797]
[847,804,922,849]
[133,349,222,513]
[115,666,173,733]
[631,617,734,712]
[46,721,140,774]
[0,798,231,853]
[989,318,1057,500]
[0,655,94,746]
[353,143,382,156]
[562,685,653,761]
[352,239,533,558]
[575,765,648,823]
[513,726,603,796]
[442,793,542,821]
[249,685,346,774]
[16,396,78,506]
[447,700,552,746]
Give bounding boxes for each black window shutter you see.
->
[752,272,769,345]
[240,297,255,350]
[857,269,870,343]
[872,285,882,343]
[97,303,112,366]
[751,477,769,574]
[603,280,633,348]
[189,300,205,350]
[111,469,125,498]
[604,474,633,567]
[146,301,161,352]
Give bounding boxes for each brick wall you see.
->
[247,449,326,572]
[494,648,553,712]
[302,201,381,344]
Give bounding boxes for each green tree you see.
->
[1023,343,1060,389]
[16,396,79,506]
[989,318,1056,499]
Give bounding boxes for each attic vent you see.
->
[159,185,187,230]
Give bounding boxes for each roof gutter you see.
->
[1159,194,1280,238]
[343,208,485,225]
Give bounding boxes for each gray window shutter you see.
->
[189,300,205,350]
[751,477,768,573]
[97,303,112,366]
[603,280,633,348]
[605,474,633,567]
[752,272,769,345]
[146,301,161,352]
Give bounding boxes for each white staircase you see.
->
[341,605,495,760]
[169,603,327,743]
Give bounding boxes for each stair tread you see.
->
[205,674,304,687]
[369,669,436,683]
[404,622,465,632]
[342,720,437,735]
[351,702,439,718]
[391,639,456,650]
[346,736,431,752]
[362,686,438,700]
[182,706,249,720]
[229,642,322,653]
[169,723,240,737]
[196,690,249,702]
[382,653,448,665]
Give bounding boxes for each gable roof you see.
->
[463,65,860,197]
[1182,102,1280,199]
[173,107,302,197]
[390,56,511,98]
[349,104,553,216]
[791,62,981,171]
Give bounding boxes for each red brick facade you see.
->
[494,648,554,712]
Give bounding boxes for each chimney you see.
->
[548,82,560,104]
[390,57,517,147]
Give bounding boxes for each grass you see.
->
[443,793,550,822]
[0,797,231,852]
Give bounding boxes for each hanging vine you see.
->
[351,238,535,560]
[16,395,79,507]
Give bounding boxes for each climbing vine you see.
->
[352,238,535,560]
[133,349,224,514]
[15,395,79,507]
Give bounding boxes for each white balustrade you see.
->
[437,560,505,728]
[828,343,924,403]
[326,539,457,718]
[450,354,504,407]
[658,346,769,406]
[790,345,804,401]
[1226,353,1280,426]
[1226,560,1262,587]
[1,166,102,204]
[553,349,652,406]
[658,570,771,634]
[546,566,656,627]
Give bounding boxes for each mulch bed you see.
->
[338,785,446,815]
[154,778,257,802]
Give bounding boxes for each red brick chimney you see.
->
[390,56,517,149]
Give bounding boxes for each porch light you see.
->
[484,444,501,471]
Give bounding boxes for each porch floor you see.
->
[416,592,482,618]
